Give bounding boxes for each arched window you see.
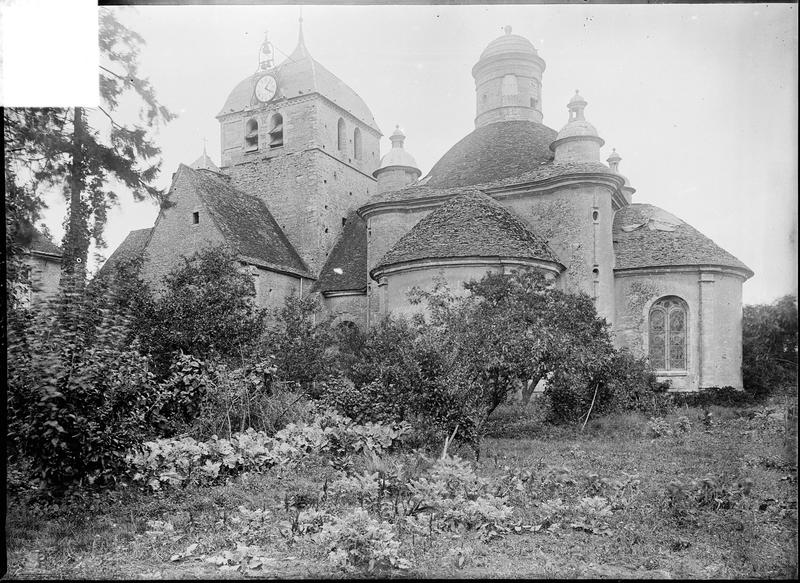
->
[337,118,346,151]
[649,296,687,371]
[245,118,259,151]
[268,113,283,148]
[353,127,362,160]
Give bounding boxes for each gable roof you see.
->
[423,120,558,189]
[373,192,563,276]
[613,203,752,276]
[312,212,367,294]
[96,228,152,278]
[175,164,313,278]
[28,227,62,257]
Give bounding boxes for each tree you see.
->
[112,245,268,376]
[5,8,175,288]
[742,295,798,396]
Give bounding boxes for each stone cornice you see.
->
[613,264,754,281]
[370,255,564,282]
[321,289,367,298]
[358,171,627,219]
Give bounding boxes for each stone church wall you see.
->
[24,254,61,304]
[321,292,368,329]
[143,172,228,290]
[613,269,745,391]
[251,265,303,311]
[500,183,616,324]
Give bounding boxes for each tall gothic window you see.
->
[337,118,346,151]
[649,296,687,371]
[245,118,259,151]
[353,127,362,160]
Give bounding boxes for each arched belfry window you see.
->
[353,127,362,160]
[269,113,283,148]
[649,296,687,371]
[245,118,259,151]
[337,118,346,151]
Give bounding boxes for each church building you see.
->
[103,24,753,391]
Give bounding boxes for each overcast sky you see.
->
[34,3,797,305]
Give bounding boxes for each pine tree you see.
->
[5,7,175,288]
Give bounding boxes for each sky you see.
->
[28,2,798,305]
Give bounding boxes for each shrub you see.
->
[150,353,213,436]
[6,280,160,494]
[315,509,412,573]
[742,295,798,397]
[671,386,759,409]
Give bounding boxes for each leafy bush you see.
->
[742,295,798,397]
[126,411,411,491]
[671,386,759,408]
[103,246,268,376]
[150,353,213,436]
[314,509,412,573]
[6,279,160,494]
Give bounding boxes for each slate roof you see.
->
[96,228,152,278]
[423,120,558,189]
[372,192,563,275]
[218,38,380,133]
[312,212,367,294]
[613,203,752,276]
[178,164,313,278]
[366,160,618,206]
[29,228,62,257]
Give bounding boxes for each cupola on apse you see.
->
[471,25,546,128]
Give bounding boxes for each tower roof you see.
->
[372,192,562,276]
[424,120,557,189]
[218,31,380,134]
[374,125,420,176]
[190,146,222,174]
[479,26,538,60]
[613,203,752,277]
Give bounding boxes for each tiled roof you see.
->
[29,227,62,257]
[423,120,558,189]
[613,203,752,276]
[96,228,152,277]
[312,212,367,294]
[218,40,380,134]
[373,192,562,275]
[366,160,617,206]
[179,165,313,278]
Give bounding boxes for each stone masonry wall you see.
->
[143,171,228,291]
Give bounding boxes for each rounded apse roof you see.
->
[613,203,752,276]
[480,28,538,60]
[424,120,557,189]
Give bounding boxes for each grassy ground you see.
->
[5,398,797,579]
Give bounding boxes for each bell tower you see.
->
[215,21,381,275]
[471,26,546,128]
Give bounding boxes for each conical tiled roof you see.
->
[312,212,367,294]
[372,192,562,276]
[613,204,752,276]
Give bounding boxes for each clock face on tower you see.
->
[255,75,277,102]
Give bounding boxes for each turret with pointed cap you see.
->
[606,148,635,202]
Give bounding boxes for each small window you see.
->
[337,118,346,151]
[192,212,200,224]
[353,127,362,160]
[245,118,259,151]
[341,217,347,226]
[592,209,599,222]
[649,296,688,371]
[592,267,599,280]
[531,97,538,109]
[268,113,283,148]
